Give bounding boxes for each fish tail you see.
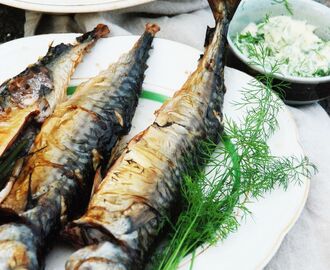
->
[197,0,234,143]
[145,23,161,36]
[204,0,231,48]
[207,0,240,21]
[40,24,109,67]
[132,23,160,66]
[76,23,110,44]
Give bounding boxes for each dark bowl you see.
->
[227,0,330,106]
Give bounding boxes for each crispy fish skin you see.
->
[0,24,109,195]
[0,23,159,270]
[64,2,238,269]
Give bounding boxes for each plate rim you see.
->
[0,33,311,270]
[257,107,310,269]
[177,68,310,269]
[0,0,155,13]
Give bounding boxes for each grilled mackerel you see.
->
[64,1,237,269]
[0,24,109,200]
[0,23,159,270]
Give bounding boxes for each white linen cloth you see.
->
[23,1,330,269]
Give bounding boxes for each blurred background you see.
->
[1,0,330,113]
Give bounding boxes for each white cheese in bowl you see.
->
[235,15,330,77]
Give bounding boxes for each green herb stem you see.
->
[272,0,293,15]
[150,14,316,269]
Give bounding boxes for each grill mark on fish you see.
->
[0,23,159,270]
[0,24,110,201]
[64,2,240,269]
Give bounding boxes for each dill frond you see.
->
[272,0,294,15]
[150,7,316,268]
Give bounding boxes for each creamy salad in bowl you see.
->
[226,0,330,104]
[234,15,330,78]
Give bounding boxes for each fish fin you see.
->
[90,167,103,196]
[204,26,216,48]
[92,149,103,172]
[91,139,128,196]
[26,173,34,211]
[205,0,241,48]
[207,0,241,21]
[130,210,158,233]
[38,41,54,61]
[107,140,127,169]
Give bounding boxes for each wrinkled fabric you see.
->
[19,0,330,269]
[266,105,330,270]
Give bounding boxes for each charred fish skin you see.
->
[0,24,110,201]
[0,23,110,122]
[0,24,159,270]
[64,2,237,270]
[0,23,160,215]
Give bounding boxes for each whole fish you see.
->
[0,24,109,199]
[64,1,238,269]
[0,23,160,270]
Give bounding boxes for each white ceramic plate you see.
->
[0,34,309,270]
[0,0,154,13]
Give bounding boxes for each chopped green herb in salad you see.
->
[235,15,330,78]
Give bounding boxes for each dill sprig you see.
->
[150,22,316,270]
[152,88,315,270]
[272,0,293,15]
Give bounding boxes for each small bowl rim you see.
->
[227,0,330,84]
